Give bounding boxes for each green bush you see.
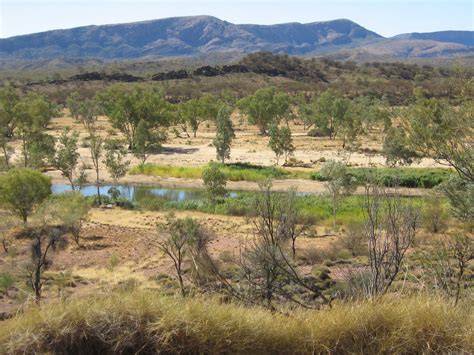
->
[0,272,15,294]
[312,167,452,188]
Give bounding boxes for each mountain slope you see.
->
[0,16,472,61]
[394,31,474,47]
[0,16,381,59]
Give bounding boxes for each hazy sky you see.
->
[1,0,473,38]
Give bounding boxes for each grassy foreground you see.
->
[1,291,472,354]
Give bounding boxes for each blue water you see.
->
[52,184,238,202]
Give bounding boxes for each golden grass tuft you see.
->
[0,290,472,354]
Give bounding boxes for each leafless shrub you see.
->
[364,184,419,297]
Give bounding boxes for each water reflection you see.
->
[52,184,238,202]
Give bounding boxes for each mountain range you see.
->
[0,16,473,61]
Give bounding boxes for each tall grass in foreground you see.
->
[1,290,472,354]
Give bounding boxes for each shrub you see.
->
[337,222,366,257]
[0,290,472,354]
[0,272,15,294]
[422,197,449,233]
[311,167,452,188]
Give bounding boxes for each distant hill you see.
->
[0,16,472,61]
[394,31,474,47]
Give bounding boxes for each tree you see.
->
[435,176,474,226]
[0,87,20,169]
[268,125,294,165]
[0,168,51,223]
[14,95,56,168]
[158,216,207,297]
[54,129,80,190]
[66,92,82,122]
[364,184,419,297]
[180,94,220,137]
[382,127,420,167]
[99,85,170,149]
[202,164,227,206]
[52,192,90,245]
[237,88,290,135]
[318,160,356,229]
[0,86,20,138]
[312,90,358,145]
[133,119,166,164]
[88,132,103,204]
[240,182,327,309]
[420,234,473,306]
[77,98,100,132]
[399,95,473,182]
[213,105,235,163]
[104,140,130,201]
[27,204,69,303]
[0,135,13,171]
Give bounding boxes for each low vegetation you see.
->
[130,162,288,181]
[312,167,453,188]
[1,290,472,353]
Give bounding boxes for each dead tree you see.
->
[364,184,419,297]
[27,226,67,303]
[240,181,328,309]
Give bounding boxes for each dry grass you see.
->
[1,290,472,354]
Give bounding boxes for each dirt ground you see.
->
[0,208,338,315]
[0,111,444,315]
[11,112,440,194]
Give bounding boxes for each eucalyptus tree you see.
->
[237,87,290,135]
[54,128,80,190]
[98,84,171,149]
[213,105,235,164]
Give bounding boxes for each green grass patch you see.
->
[1,290,472,353]
[130,162,289,182]
[157,192,428,227]
[312,167,453,188]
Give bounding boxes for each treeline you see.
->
[15,52,473,106]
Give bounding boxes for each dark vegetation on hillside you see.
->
[5,52,472,107]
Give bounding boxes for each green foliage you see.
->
[130,162,287,182]
[0,272,15,294]
[312,167,452,188]
[133,119,166,164]
[268,125,294,164]
[435,176,474,224]
[98,84,170,148]
[213,105,235,163]
[383,127,420,167]
[237,87,290,135]
[48,192,91,244]
[421,196,449,233]
[399,95,473,182]
[179,94,221,137]
[0,168,52,222]
[318,160,357,229]
[0,86,20,138]
[13,94,56,169]
[54,128,80,189]
[66,91,82,121]
[202,164,227,204]
[104,141,130,185]
[312,89,354,141]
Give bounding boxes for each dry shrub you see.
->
[0,290,472,354]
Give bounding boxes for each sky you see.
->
[1,0,473,38]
